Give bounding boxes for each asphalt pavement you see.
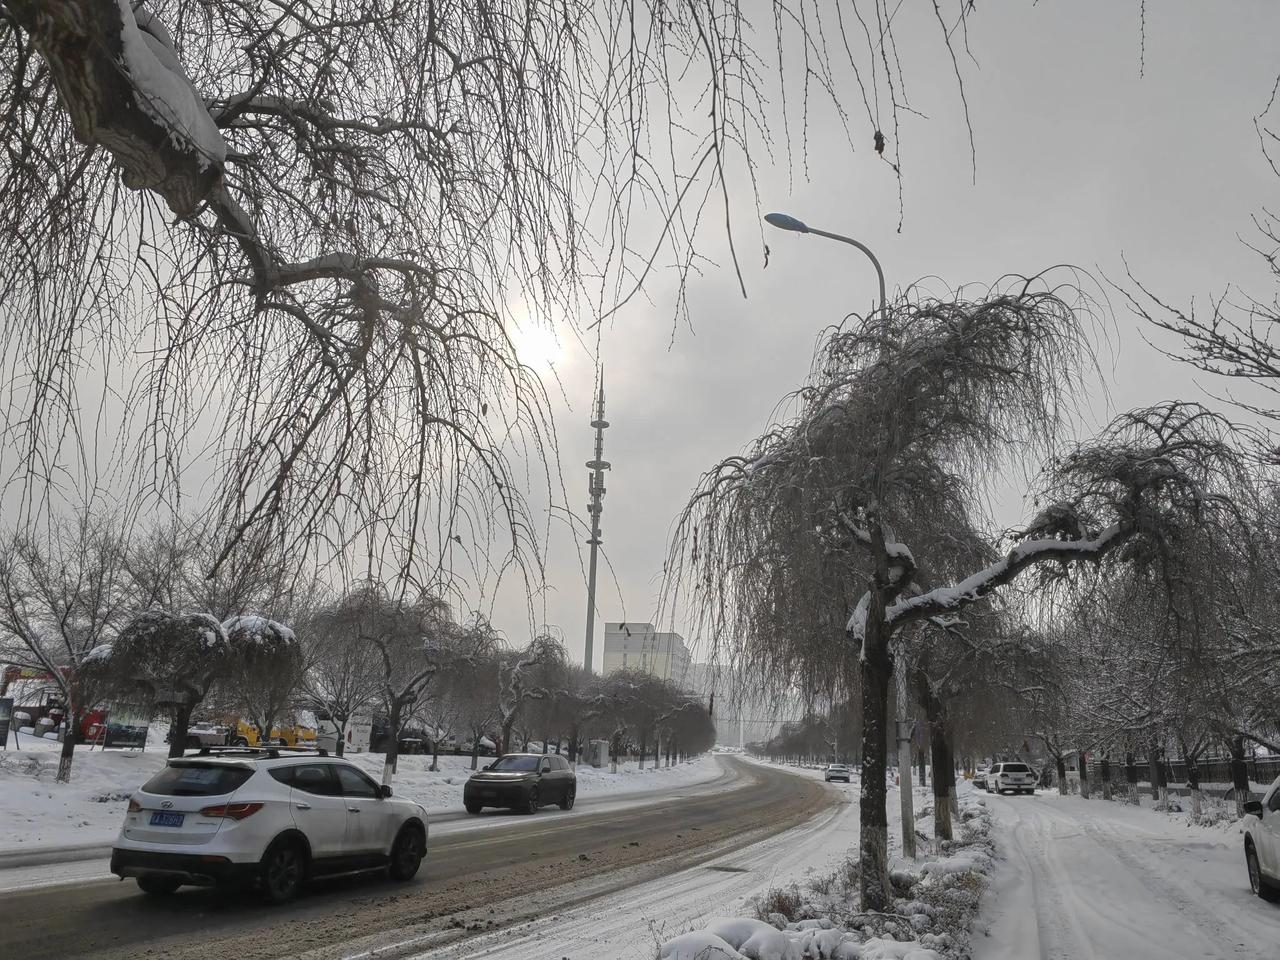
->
[0,756,831,960]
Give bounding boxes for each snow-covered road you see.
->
[390,763,863,960]
[973,791,1279,960]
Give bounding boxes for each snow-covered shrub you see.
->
[658,931,745,959]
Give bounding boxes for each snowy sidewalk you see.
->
[973,791,1279,960]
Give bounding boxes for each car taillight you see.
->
[199,802,263,820]
[127,797,142,813]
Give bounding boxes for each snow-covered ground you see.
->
[396,762,864,959]
[973,790,1280,960]
[395,759,980,960]
[0,730,721,855]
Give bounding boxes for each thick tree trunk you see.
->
[6,0,224,217]
[930,722,953,842]
[1079,749,1090,799]
[1125,752,1139,804]
[926,701,957,839]
[1147,747,1161,801]
[429,741,439,771]
[168,703,193,759]
[382,702,402,785]
[1055,756,1068,796]
[56,709,83,782]
[1100,757,1112,800]
[470,738,480,770]
[501,716,516,756]
[858,603,894,913]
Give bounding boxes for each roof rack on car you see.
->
[192,745,329,758]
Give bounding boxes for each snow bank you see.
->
[0,733,719,853]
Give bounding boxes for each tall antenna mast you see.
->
[583,371,610,674]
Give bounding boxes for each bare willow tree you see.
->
[667,273,1255,910]
[0,511,136,780]
[0,2,980,583]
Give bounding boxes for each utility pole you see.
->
[582,373,610,674]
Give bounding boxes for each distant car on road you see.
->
[463,753,576,814]
[823,763,852,783]
[110,748,428,903]
[988,761,1036,795]
[1243,774,1280,901]
[972,767,990,790]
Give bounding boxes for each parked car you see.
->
[823,763,852,783]
[1243,774,1280,901]
[109,748,429,903]
[177,722,230,749]
[463,753,576,814]
[988,761,1036,795]
[972,767,990,790]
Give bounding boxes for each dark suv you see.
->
[463,753,577,814]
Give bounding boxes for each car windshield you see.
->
[1002,763,1030,773]
[829,764,848,770]
[142,764,253,796]
[489,756,541,772]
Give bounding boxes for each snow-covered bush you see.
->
[661,792,994,960]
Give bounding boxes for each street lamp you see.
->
[764,212,886,316]
[766,210,914,856]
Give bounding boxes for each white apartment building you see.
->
[602,622,692,683]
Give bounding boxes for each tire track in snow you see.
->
[975,793,1278,960]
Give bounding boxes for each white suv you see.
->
[824,763,852,783]
[110,749,429,903]
[987,761,1036,795]
[1243,774,1280,901]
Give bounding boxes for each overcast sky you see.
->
[489,2,1280,672]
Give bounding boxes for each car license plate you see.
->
[149,811,185,828]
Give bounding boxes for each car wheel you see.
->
[465,802,482,815]
[232,736,249,747]
[524,786,540,814]
[388,825,425,881]
[260,837,306,904]
[136,875,182,896]
[1247,843,1280,901]
[559,786,576,811]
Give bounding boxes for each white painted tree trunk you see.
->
[895,663,915,860]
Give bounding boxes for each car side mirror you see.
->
[380,784,393,799]
[483,763,492,770]
[1243,799,1263,816]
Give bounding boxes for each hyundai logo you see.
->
[161,800,174,809]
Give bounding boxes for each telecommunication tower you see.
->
[582,374,610,674]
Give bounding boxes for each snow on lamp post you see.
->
[765,211,917,858]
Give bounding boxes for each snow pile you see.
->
[658,915,941,959]
[657,784,994,960]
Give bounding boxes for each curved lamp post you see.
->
[764,212,886,316]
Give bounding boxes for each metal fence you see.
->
[1083,754,1280,794]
